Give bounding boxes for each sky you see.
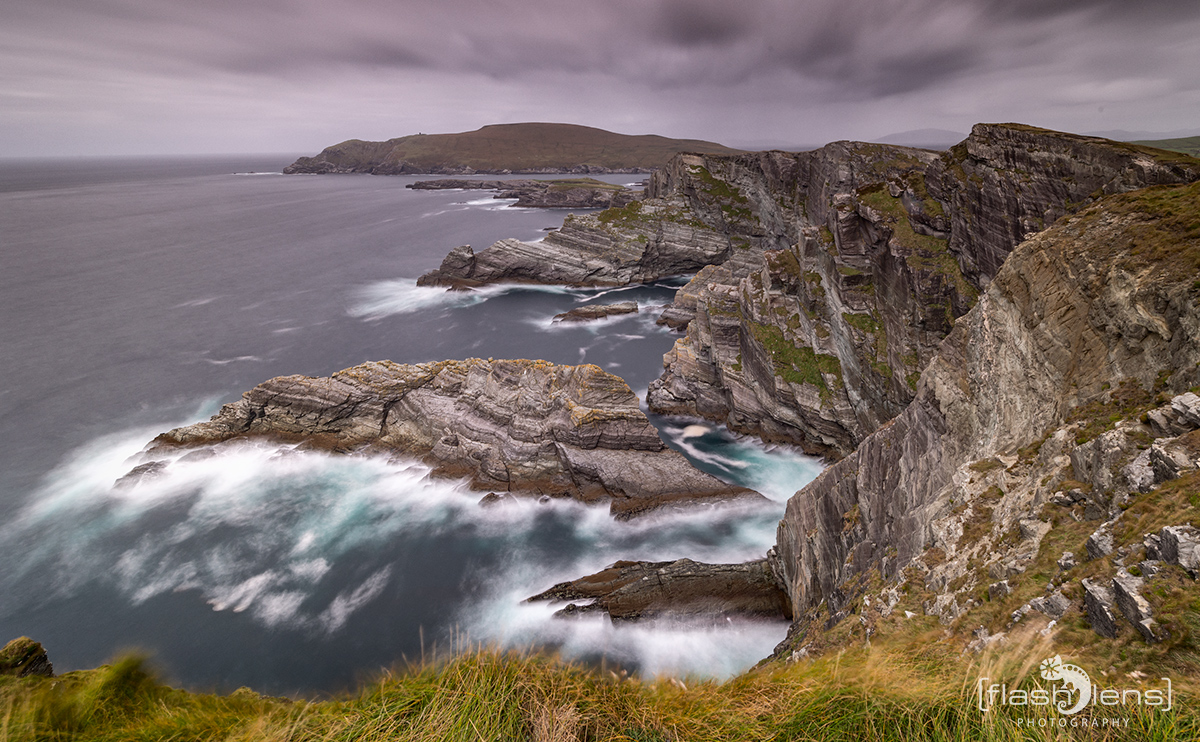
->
[3,0,1200,157]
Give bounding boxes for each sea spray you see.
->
[0,415,820,682]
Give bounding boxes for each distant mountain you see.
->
[1085,127,1200,141]
[871,128,966,150]
[284,123,744,175]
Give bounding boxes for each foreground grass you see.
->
[2,633,1197,742]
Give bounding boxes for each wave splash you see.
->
[0,416,820,680]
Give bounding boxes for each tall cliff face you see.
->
[770,182,1200,624]
[930,123,1200,284]
[648,126,1200,457]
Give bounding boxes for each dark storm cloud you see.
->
[9,0,1195,95]
[3,0,1199,155]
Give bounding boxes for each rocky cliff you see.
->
[648,126,1200,457]
[769,181,1200,645]
[418,151,802,288]
[419,125,1199,455]
[142,359,759,518]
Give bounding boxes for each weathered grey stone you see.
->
[1158,526,1200,576]
[1150,442,1194,483]
[1086,524,1116,561]
[1172,392,1200,428]
[1057,552,1077,571]
[1081,578,1121,639]
[1144,533,1163,561]
[143,359,761,517]
[988,580,1012,600]
[1029,591,1074,621]
[1112,571,1166,643]
[1123,449,1156,494]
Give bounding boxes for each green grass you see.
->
[748,321,842,396]
[856,184,978,303]
[1133,136,1200,158]
[1057,181,1200,284]
[3,642,1196,742]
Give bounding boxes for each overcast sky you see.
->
[3,0,1199,156]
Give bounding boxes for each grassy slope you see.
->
[310,123,744,171]
[1132,137,1200,158]
[2,641,1196,742]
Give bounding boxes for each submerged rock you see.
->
[527,558,791,622]
[553,302,638,323]
[141,358,761,518]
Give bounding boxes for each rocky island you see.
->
[138,358,760,518]
[283,122,743,175]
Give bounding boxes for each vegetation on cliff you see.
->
[3,639,1196,741]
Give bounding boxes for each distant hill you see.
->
[872,128,966,150]
[284,123,744,175]
[1132,135,1200,157]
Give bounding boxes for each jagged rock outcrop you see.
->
[407,178,637,209]
[141,359,760,518]
[527,558,791,621]
[418,151,799,288]
[770,181,1200,626]
[0,637,53,678]
[648,126,1200,457]
[553,302,638,323]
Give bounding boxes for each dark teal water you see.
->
[0,157,820,694]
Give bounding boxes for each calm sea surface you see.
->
[0,156,821,694]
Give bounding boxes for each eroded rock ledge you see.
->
[143,358,760,518]
[527,558,791,621]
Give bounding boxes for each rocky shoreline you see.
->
[402,125,1200,662]
[141,123,1200,664]
[136,358,761,519]
[407,178,639,209]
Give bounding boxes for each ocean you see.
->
[0,156,822,695]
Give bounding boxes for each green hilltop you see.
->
[284,122,745,175]
[1134,136,1200,158]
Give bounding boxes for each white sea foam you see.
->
[0,411,821,676]
[347,278,574,320]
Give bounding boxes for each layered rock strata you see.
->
[553,302,638,323]
[407,178,637,209]
[143,359,759,518]
[418,151,804,288]
[527,558,791,622]
[770,182,1200,631]
[648,126,1200,457]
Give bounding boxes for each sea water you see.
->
[0,156,822,694]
